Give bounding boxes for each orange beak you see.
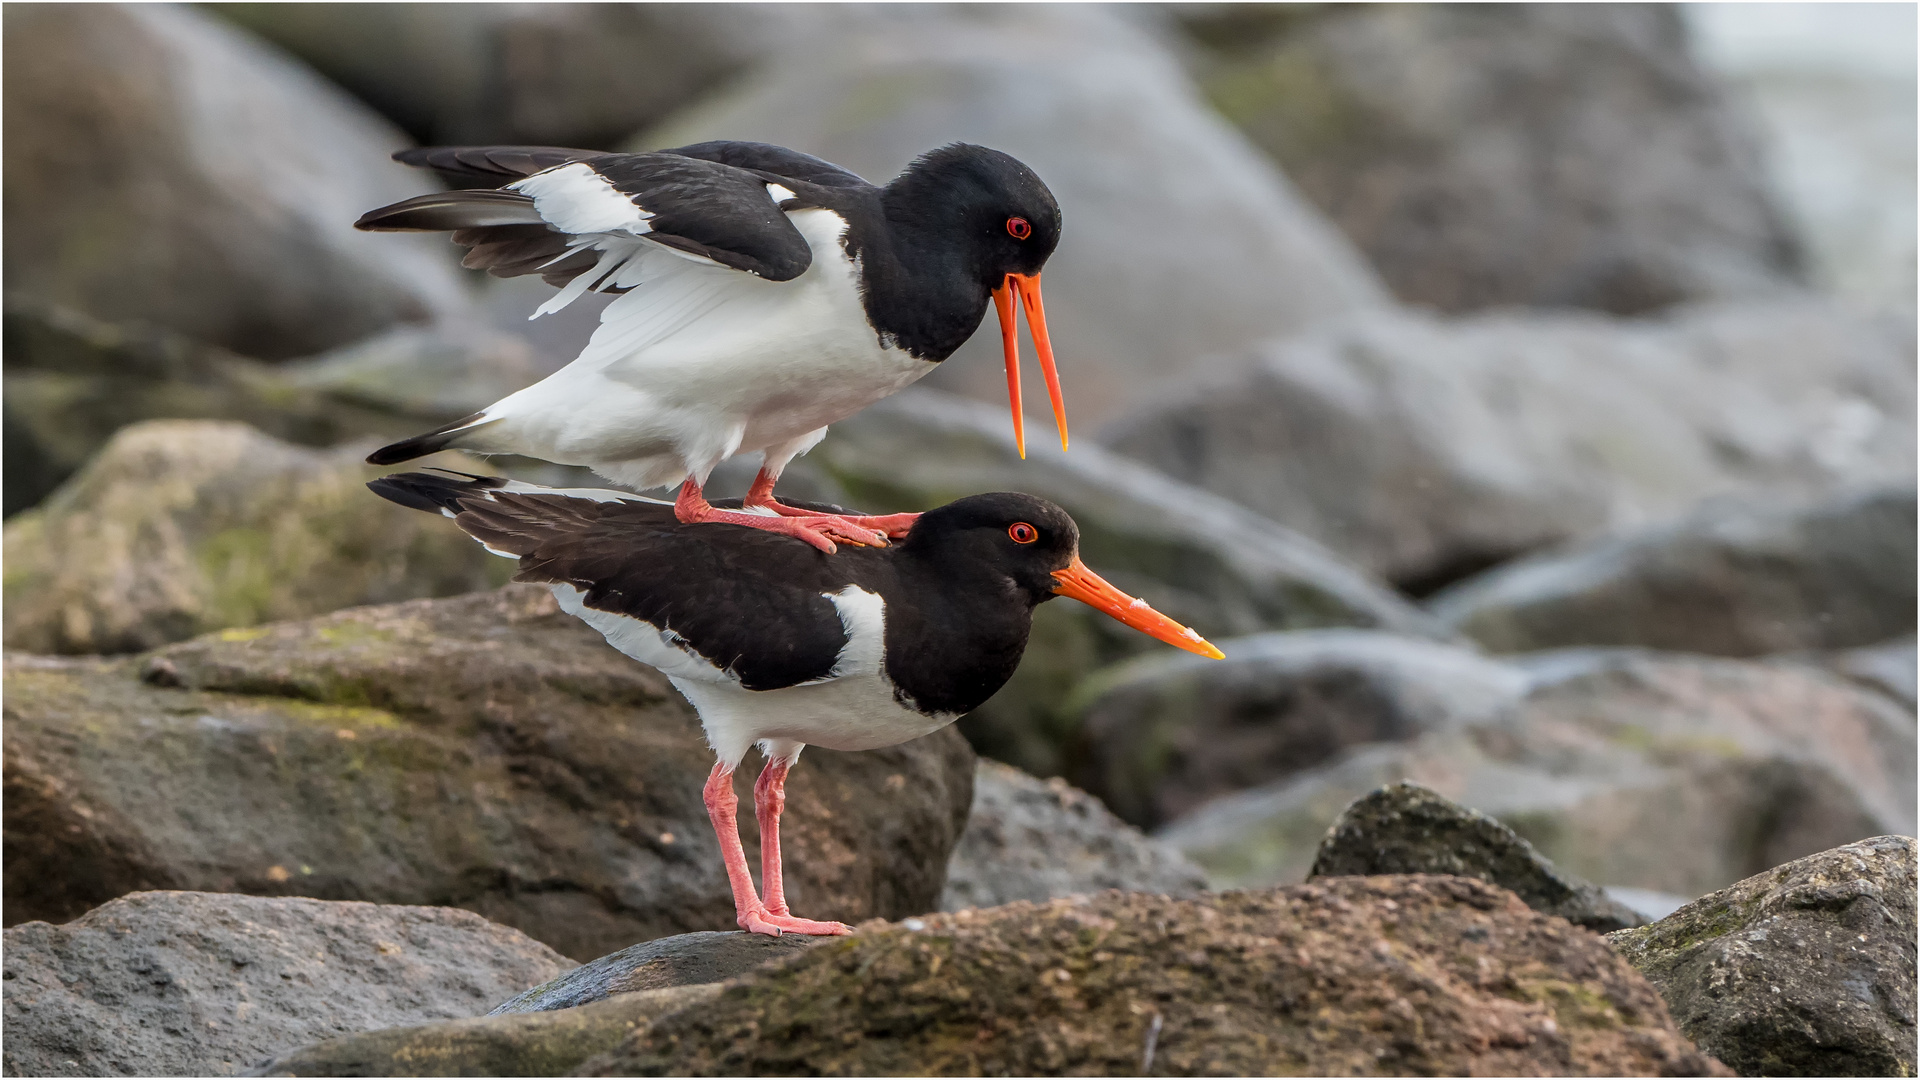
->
[1050,556,1225,660]
[991,272,1069,459]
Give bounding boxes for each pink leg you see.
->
[702,762,784,935]
[753,756,851,935]
[676,478,884,554]
[744,468,921,540]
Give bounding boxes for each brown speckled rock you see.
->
[581,877,1728,1076]
[1608,835,1917,1077]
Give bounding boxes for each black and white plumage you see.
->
[367,471,1221,935]
[357,141,1069,553]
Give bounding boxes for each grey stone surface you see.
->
[1307,782,1642,932]
[1158,648,1916,899]
[1066,629,1519,828]
[1431,486,1917,656]
[1102,300,1915,590]
[209,4,746,148]
[4,586,976,961]
[810,391,1443,778]
[2,3,467,361]
[1818,635,1918,710]
[1180,4,1800,315]
[0,891,572,1078]
[939,760,1206,912]
[278,325,553,424]
[490,932,820,1016]
[2,421,513,655]
[1608,835,1917,1077]
[636,4,1389,428]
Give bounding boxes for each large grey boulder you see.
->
[3,421,511,655]
[1067,630,1519,828]
[636,4,1389,427]
[1102,300,1916,589]
[1179,4,1800,315]
[1157,647,1917,898]
[939,760,1206,912]
[0,891,572,1078]
[807,390,1442,777]
[1308,782,1642,933]
[1432,486,1916,656]
[3,586,976,961]
[2,4,468,360]
[1608,835,1917,1077]
[208,4,746,148]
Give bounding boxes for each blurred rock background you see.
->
[4,1,1913,948]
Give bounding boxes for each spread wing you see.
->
[356,147,825,304]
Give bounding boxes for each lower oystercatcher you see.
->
[368,472,1222,935]
[356,140,1069,553]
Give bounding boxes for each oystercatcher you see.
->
[356,141,1068,553]
[367,472,1222,935]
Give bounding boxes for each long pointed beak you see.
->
[1051,556,1225,659]
[991,272,1069,458]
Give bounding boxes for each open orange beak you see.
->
[991,272,1068,459]
[1051,556,1225,660]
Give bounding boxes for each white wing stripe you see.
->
[509,162,654,236]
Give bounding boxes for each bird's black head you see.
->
[899,491,1078,603]
[884,144,1061,286]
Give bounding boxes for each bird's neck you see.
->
[849,197,993,363]
[881,556,1037,716]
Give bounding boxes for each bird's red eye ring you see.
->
[1009,522,1038,544]
[1006,216,1032,240]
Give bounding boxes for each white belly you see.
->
[471,208,934,487]
[674,676,958,768]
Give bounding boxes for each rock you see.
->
[939,761,1205,912]
[1818,635,1918,709]
[1430,486,1917,656]
[276,325,553,424]
[1308,782,1643,933]
[2,3,467,360]
[1066,629,1519,828]
[578,878,1727,1076]
[1,297,419,516]
[0,890,572,1078]
[1180,4,1800,315]
[491,932,821,1016]
[1608,835,1917,1077]
[808,390,1443,777]
[1157,648,1917,899]
[244,986,721,1079]
[1102,300,1916,590]
[209,4,747,149]
[3,585,977,960]
[2,420,513,655]
[637,4,1389,427]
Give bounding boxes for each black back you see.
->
[367,474,1077,714]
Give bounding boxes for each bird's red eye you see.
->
[1009,522,1038,544]
[1006,216,1032,240]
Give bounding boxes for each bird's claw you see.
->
[737,907,852,937]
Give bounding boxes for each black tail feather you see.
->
[393,145,609,185]
[354,189,545,232]
[365,413,492,466]
[366,470,507,515]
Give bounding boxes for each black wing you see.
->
[360,146,819,284]
[367,474,857,691]
[661,140,871,189]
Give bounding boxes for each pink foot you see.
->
[762,912,854,935]
[677,480,884,553]
[742,468,922,541]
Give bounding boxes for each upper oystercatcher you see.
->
[356,141,1068,553]
[368,471,1222,935]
